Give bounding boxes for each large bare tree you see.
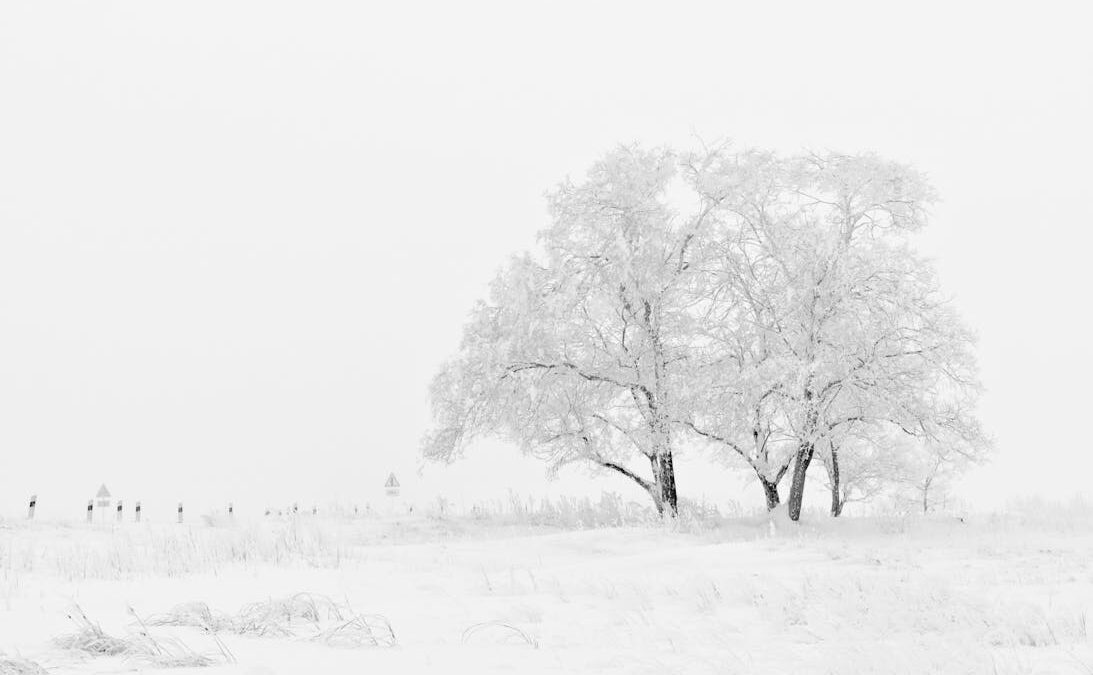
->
[423,146,725,516]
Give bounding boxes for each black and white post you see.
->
[135,501,142,523]
[177,502,184,524]
[28,494,37,520]
[86,500,93,524]
[116,500,123,523]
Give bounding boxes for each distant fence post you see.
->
[116,501,123,523]
[312,505,317,516]
[177,502,184,524]
[293,502,298,515]
[86,500,93,523]
[135,501,142,523]
[228,502,234,517]
[28,494,37,520]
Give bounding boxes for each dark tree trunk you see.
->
[652,452,679,517]
[828,444,843,517]
[760,478,781,511]
[787,442,815,522]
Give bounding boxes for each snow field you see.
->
[1,511,1091,674]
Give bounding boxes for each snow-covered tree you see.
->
[678,149,800,509]
[817,425,904,516]
[686,149,987,520]
[423,146,726,516]
[425,144,987,521]
[888,422,981,515]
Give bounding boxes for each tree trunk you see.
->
[651,452,679,517]
[760,478,781,511]
[787,442,815,522]
[828,444,843,517]
[643,302,677,519]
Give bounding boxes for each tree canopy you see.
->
[424,144,988,520]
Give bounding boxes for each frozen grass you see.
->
[312,614,397,648]
[0,652,47,675]
[52,606,128,657]
[235,592,343,632]
[52,605,230,668]
[149,593,397,648]
[461,621,539,649]
[3,499,1093,673]
[1,496,719,583]
[2,518,354,581]
[146,601,235,633]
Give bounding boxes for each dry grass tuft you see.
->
[0,652,48,675]
[235,593,343,636]
[53,607,128,656]
[144,593,397,648]
[147,601,234,633]
[312,614,397,648]
[461,620,539,649]
[52,605,229,668]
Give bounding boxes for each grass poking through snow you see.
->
[0,652,48,675]
[52,604,228,668]
[462,621,539,649]
[147,593,397,647]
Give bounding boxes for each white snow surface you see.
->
[1,511,1091,674]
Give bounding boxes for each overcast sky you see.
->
[1,1,1090,518]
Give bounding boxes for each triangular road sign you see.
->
[384,473,400,489]
[96,483,112,499]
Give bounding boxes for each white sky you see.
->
[1,1,1091,519]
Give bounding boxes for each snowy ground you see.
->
[1,510,1091,674]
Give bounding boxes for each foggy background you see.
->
[1,1,1090,518]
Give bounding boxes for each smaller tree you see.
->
[685,148,988,520]
[893,438,975,515]
[817,427,906,517]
